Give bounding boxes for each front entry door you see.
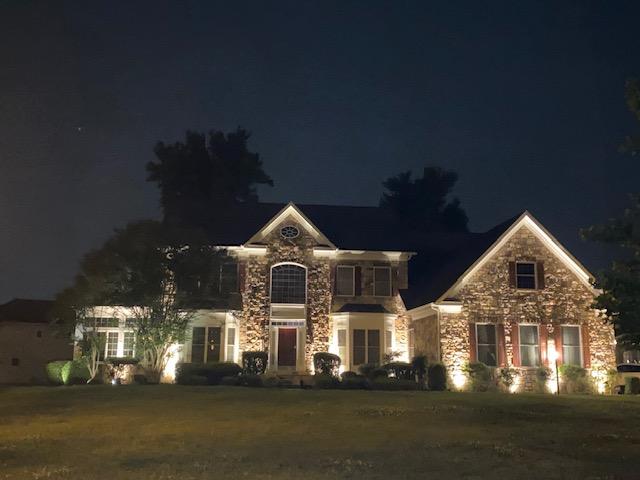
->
[277,328,297,367]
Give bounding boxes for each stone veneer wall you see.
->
[439,225,616,390]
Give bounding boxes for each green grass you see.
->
[0,386,639,479]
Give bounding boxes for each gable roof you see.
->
[402,211,595,310]
[0,299,54,324]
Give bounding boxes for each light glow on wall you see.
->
[591,369,607,394]
[452,370,467,390]
[162,343,181,383]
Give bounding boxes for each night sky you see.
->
[1,1,639,303]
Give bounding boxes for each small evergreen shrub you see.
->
[464,362,494,392]
[239,374,263,387]
[61,360,90,385]
[175,362,242,385]
[625,377,640,395]
[559,364,592,394]
[242,351,268,375]
[427,363,447,391]
[340,370,359,380]
[46,360,68,385]
[314,373,341,389]
[535,367,552,393]
[357,363,377,378]
[411,355,428,386]
[606,369,619,395]
[370,378,419,391]
[382,362,414,381]
[313,352,341,377]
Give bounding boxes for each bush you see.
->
[358,364,387,380]
[535,367,552,393]
[427,363,447,391]
[370,378,419,391]
[341,375,368,390]
[175,362,242,385]
[313,352,341,377]
[497,367,518,392]
[382,362,414,381]
[242,351,268,375]
[625,377,640,395]
[181,374,208,385]
[46,360,68,385]
[559,364,592,394]
[411,355,428,385]
[239,374,263,387]
[314,373,341,389]
[464,362,494,392]
[340,370,359,380]
[220,376,241,386]
[133,374,148,385]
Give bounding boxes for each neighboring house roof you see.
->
[0,298,54,324]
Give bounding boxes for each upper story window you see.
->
[336,265,355,296]
[271,263,306,304]
[280,225,299,239]
[219,262,239,294]
[516,262,537,290]
[373,266,391,297]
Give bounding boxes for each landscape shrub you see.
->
[313,373,341,389]
[625,377,640,395]
[464,362,494,392]
[106,357,140,384]
[341,375,368,390]
[606,369,619,394]
[175,362,241,385]
[220,376,241,386]
[382,362,414,381]
[242,351,268,375]
[427,363,447,391]
[46,361,68,385]
[411,355,428,386]
[262,375,280,388]
[535,367,552,393]
[358,364,388,380]
[239,374,263,387]
[497,367,518,392]
[340,370,359,380]
[61,360,91,385]
[370,378,418,391]
[313,352,341,377]
[133,374,148,385]
[559,364,592,394]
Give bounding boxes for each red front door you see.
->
[277,328,297,367]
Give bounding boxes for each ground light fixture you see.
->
[548,349,560,395]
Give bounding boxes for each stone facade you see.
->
[438,224,616,391]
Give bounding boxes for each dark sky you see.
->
[1,1,639,303]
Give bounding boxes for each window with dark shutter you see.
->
[515,262,536,289]
[476,324,497,366]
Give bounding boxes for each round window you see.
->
[280,225,300,239]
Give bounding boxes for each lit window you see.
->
[516,262,536,289]
[353,329,380,365]
[336,266,355,296]
[337,329,347,365]
[271,264,306,304]
[562,326,582,366]
[106,332,119,358]
[476,324,497,366]
[123,332,135,357]
[226,327,236,362]
[519,325,539,367]
[94,317,119,328]
[373,267,391,297]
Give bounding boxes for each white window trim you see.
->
[336,265,356,297]
[515,261,537,290]
[224,324,238,363]
[93,318,135,358]
[475,323,498,367]
[517,323,540,368]
[373,266,392,297]
[560,324,583,367]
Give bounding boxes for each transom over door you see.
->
[277,328,297,367]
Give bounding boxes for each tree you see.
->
[147,128,273,226]
[380,167,468,233]
[55,221,231,382]
[582,78,640,338]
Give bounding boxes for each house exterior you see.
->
[86,202,616,391]
[0,299,73,384]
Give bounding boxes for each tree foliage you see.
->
[147,128,273,226]
[380,167,468,233]
[620,78,640,155]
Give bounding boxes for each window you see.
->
[516,262,536,289]
[476,324,497,366]
[125,318,136,328]
[191,326,223,363]
[207,327,222,363]
[106,332,119,358]
[220,263,239,294]
[373,267,391,297]
[562,326,582,366]
[353,329,380,365]
[336,266,355,296]
[385,329,393,354]
[271,264,306,304]
[280,225,299,239]
[337,329,347,365]
[36,330,42,338]
[94,317,119,328]
[123,332,135,357]
[226,327,236,362]
[191,327,205,363]
[519,325,539,367]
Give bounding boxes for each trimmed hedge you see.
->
[46,360,90,385]
[175,362,242,385]
[239,374,263,387]
[313,352,341,377]
[370,378,419,391]
[313,373,341,389]
[46,361,68,385]
[427,363,447,391]
[382,362,413,381]
[242,351,268,375]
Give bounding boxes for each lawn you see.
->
[0,386,639,479]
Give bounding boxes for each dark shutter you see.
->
[354,266,362,296]
[238,263,246,293]
[469,323,477,362]
[539,325,548,367]
[554,325,563,364]
[581,324,591,368]
[508,262,516,288]
[536,261,545,289]
[511,323,520,367]
[497,324,506,367]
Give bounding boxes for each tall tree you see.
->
[380,167,468,233]
[582,78,640,340]
[55,221,232,381]
[147,128,273,226]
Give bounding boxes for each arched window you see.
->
[271,263,306,304]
